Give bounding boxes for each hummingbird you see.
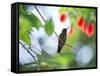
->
[57,28,67,53]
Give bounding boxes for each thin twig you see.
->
[19,41,40,70]
[19,41,37,61]
[34,6,46,22]
[54,31,76,49]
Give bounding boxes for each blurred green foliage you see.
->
[19,5,42,44]
[44,18,54,36]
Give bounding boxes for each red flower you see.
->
[77,16,94,37]
[81,22,87,33]
[86,23,94,37]
[77,16,85,29]
[60,14,67,22]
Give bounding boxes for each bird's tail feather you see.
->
[57,46,61,53]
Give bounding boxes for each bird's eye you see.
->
[60,14,67,22]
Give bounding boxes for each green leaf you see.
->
[59,7,75,14]
[59,7,67,13]
[20,31,31,45]
[22,12,42,29]
[19,14,32,44]
[19,11,42,44]
[19,5,26,13]
[44,18,54,36]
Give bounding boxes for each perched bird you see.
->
[57,29,67,53]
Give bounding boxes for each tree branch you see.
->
[34,6,76,50]
[19,41,40,70]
